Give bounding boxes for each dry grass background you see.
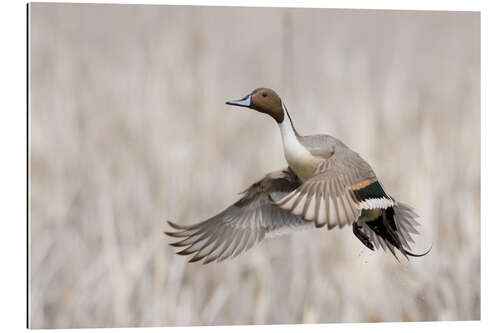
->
[28,3,480,329]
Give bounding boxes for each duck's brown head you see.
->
[226,88,284,123]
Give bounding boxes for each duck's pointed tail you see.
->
[361,203,431,260]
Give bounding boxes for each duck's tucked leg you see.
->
[353,221,374,251]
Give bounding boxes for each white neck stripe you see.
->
[279,105,310,165]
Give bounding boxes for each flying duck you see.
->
[166,88,430,264]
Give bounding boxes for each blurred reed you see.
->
[29,4,479,328]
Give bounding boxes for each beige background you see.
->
[29,3,480,328]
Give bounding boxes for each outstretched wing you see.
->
[165,168,307,264]
[274,147,395,228]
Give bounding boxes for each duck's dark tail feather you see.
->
[362,203,431,260]
[403,244,433,257]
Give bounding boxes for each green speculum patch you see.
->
[353,181,389,202]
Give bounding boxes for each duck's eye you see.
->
[262,92,267,97]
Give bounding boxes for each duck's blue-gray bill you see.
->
[226,94,251,107]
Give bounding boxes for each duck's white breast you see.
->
[278,108,324,181]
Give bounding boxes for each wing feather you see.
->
[166,168,309,263]
[275,147,393,228]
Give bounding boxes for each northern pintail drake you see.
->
[166,88,430,264]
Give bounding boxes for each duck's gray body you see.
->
[299,134,347,156]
